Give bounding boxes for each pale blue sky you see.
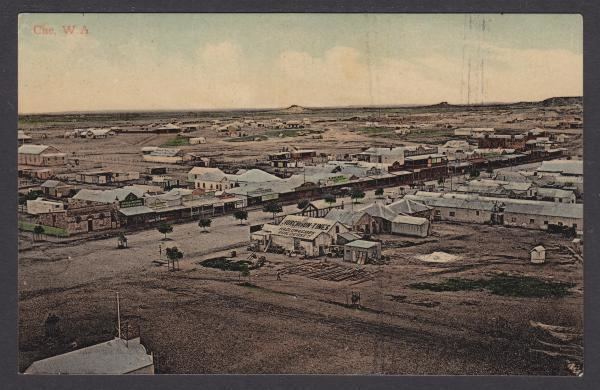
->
[18,14,582,113]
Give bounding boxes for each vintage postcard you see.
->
[17,13,583,375]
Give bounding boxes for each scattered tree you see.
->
[486,165,494,176]
[239,262,251,282]
[165,246,183,271]
[350,187,366,204]
[263,202,283,221]
[297,199,310,210]
[323,193,336,205]
[157,222,173,240]
[198,218,212,232]
[374,188,384,197]
[33,225,44,242]
[234,210,249,225]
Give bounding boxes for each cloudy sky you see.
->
[18,14,582,113]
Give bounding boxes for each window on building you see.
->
[529,219,535,224]
[335,226,340,233]
[449,211,455,217]
[511,217,516,222]
[544,221,548,225]
[476,211,480,216]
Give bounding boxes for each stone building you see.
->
[37,198,118,235]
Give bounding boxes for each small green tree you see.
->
[297,199,310,210]
[234,210,248,225]
[350,187,365,204]
[157,222,173,240]
[33,225,44,242]
[323,193,336,205]
[165,246,183,271]
[263,202,283,221]
[374,188,384,197]
[198,218,212,232]
[486,165,494,176]
[469,169,480,178]
[239,262,251,282]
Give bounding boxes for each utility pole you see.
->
[116,292,121,339]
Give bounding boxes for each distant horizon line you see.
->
[18,96,582,116]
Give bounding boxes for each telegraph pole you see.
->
[116,292,122,339]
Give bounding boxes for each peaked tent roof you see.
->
[388,198,431,215]
[357,202,398,221]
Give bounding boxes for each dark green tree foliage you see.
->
[157,222,173,239]
[233,210,248,225]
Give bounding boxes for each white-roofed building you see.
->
[343,240,381,264]
[18,144,66,167]
[537,160,583,177]
[24,337,154,374]
[26,198,65,215]
[18,130,33,145]
[252,214,348,257]
[191,168,233,191]
[391,215,430,237]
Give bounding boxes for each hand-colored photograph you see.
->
[17,13,583,375]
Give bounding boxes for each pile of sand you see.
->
[416,251,460,263]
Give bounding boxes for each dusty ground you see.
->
[18,218,583,375]
[18,102,584,374]
[18,102,583,177]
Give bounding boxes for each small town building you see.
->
[391,215,430,237]
[189,137,206,144]
[343,240,382,264]
[26,198,65,215]
[357,146,406,165]
[153,123,181,133]
[530,245,546,264]
[18,145,67,167]
[336,231,362,245]
[536,187,576,204]
[536,160,583,178]
[40,180,72,198]
[18,130,33,145]
[301,199,345,218]
[356,202,399,234]
[290,149,317,160]
[37,198,118,235]
[324,209,373,234]
[193,169,233,191]
[503,201,582,231]
[388,198,432,219]
[85,128,116,138]
[253,215,348,257]
[24,337,154,374]
[142,148,184,164]
[77,170,140,184]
